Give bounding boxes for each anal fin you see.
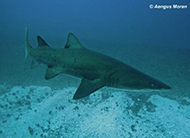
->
[73,78,104,100]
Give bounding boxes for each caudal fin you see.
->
[25,25,32,59]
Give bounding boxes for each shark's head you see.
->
[118,71,171,90]
[134,75,171,90]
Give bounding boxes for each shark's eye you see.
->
[151,84,155,87]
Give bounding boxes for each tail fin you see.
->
[25,25,32,59]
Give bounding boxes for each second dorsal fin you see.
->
[65,33,84,49]
[37,36,50,48]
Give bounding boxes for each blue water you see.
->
[0,0,190,137]
[1,0,190,48]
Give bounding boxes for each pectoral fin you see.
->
[45,67,63,80]
[73,78,104,100]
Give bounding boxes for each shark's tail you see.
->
[25,25,32,59]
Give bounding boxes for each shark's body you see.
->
[25,27,171,99]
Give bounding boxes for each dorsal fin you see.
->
[65,33,84,49]
[37,36,50,48]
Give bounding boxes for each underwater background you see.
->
[0,0,190,137]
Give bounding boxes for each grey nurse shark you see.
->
[25,26,171,100]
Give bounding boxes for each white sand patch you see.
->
[0,85,189,138]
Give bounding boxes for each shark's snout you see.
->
[120,73,171,90]
[149,80,171,90]
[143,75,171,90]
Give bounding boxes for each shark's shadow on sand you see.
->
[25,26,171,100]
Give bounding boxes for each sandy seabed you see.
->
[0,85,190,138]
